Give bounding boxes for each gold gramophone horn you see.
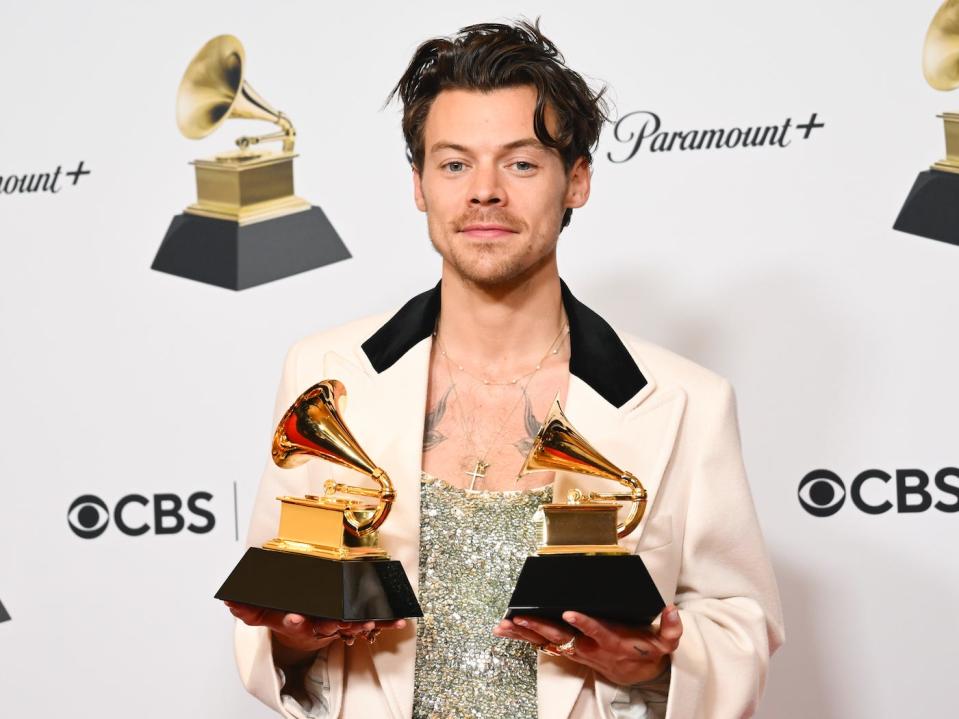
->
[519,396,647,538]
[176,34,296,152]
[273,380,395,537]
[924,1,959,90]
[921,2,959,173]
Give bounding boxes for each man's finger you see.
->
[307,618,342,638]
[226,603,330,639]
[334,618,406,636]
[494,620,551,646]
[494,626,546,645]
[280,613,308,631]
[225,603,409,640]
[225,601,285,629]
[657,606,683,645]
[225,601,272,626]
[333,621,375,636]
[561,611,618,647]
[224,600,260,623]
[512,616,574,645]
[372,619,407,631]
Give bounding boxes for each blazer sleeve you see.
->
[231,344,344,718]
[666,379,785,719]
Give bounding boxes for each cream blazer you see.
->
[233,281,785,719]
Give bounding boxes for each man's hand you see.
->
[225,601,407,667]
[493,605,682,685]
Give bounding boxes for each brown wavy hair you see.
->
[387,18,609,229]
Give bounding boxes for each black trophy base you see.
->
[215,547,422,621]
[505,554,665,626]
[152,206,351,290]
[894,169,959,247]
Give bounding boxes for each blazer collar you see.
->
[360,279,648,409]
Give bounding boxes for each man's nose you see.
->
[469,164,505,206]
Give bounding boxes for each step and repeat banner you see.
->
[1,1,957,717]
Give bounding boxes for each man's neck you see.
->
[435,260,566,376]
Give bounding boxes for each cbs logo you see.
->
[67,492,215,539]
[798,468,959,517]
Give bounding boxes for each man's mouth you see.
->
[459,224,519,239]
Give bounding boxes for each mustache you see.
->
[454,211,525,232]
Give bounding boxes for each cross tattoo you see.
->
[466,460,489,490]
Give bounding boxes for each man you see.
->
[226,19,784,719]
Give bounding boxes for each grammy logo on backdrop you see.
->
[894,0,959,247]
[152,35,350,290]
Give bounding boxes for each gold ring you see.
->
[364,628,382,644]
[540,635,577,656]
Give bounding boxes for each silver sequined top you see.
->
[412,472,553,719]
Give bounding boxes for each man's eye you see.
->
[444,161,465,173]
[512,161,536,172]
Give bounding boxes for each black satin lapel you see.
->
[361,282,441,374]
[561,280,647,408]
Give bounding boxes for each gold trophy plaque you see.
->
[216,380,422,621]
[504,397,665,625]
[894,0,959,246]
[153,34,350,290]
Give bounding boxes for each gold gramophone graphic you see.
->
[174,34,307,225]
[216,380,422,621]
[894,0,959,246]
[153,34,350,290]
[505,398,665,625]
[923,1,959,173]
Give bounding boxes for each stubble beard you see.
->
[426,215,560,290]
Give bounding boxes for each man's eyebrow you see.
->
[428,138,549,154]
[500,137,548,152]
[429,141,470,154]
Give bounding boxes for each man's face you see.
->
[412,85,590,288]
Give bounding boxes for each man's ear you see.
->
[412,166,427,213]
[564,156,591,210]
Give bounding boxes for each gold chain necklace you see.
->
[433,320,569,489]
[442,322,569,387]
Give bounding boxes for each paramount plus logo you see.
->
[606,112,824,163]
[0,160,91,195]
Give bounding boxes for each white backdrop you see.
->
[1,1,957,717]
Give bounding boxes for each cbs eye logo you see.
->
[68,492,215,539]
[798,470,847,517]
[68,495,111,538]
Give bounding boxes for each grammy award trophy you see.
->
[895,0,959,247]
[505,397,665,626]
[215,380,422,621]
[152,34,350,289]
